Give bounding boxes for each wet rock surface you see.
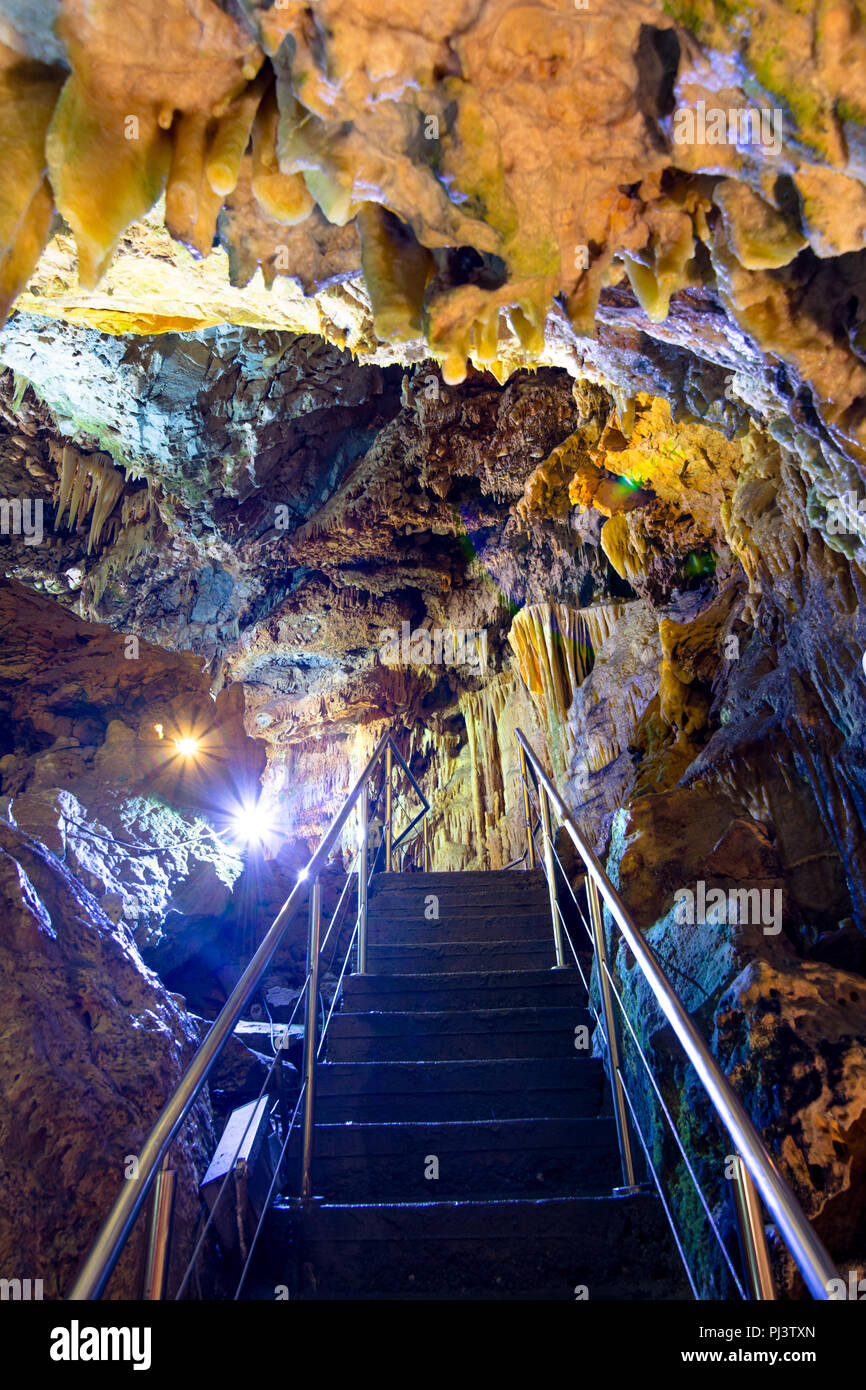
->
[0,819,213,1299]
[0,0,865,1303]
[605,787,866,1295]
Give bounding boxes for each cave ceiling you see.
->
[5,1,866,1306]
[1,0,866,814]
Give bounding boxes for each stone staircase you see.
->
[254,869,688,1300]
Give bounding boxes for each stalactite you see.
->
[0,55,64,325]
[357,202,435,344]
[165,111,213,248]
[581,603,627,656]
[45,73,172,289]
[52,445,126,552]
[600,512,650,585]
[459,672,513,869]
[508,601,626,781]
[250,85,313,226]
[205,68,269,198]
[83,516,156,614]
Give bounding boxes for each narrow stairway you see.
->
[257,868,689,1300]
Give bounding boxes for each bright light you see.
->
[230,799,273,848]
[174,736,200,758]
[297,866,309,882]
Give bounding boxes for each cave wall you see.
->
[0,818,214,1299]
[1,0,866,1300]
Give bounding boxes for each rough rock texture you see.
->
[605,787,866,1297]
[0,2,864,409]
[0,819,213,1299]
[0,0,865,1305]
[713,958,866,1296]
[0,577,262,947]
[0,579,275,1297]
[2,0,866,465]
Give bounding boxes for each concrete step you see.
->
[372,870,547,890]
[341,968,587,1013]
[235,868,699,1303]
[287,1117,619,1201]
[366,939,556,974]
[370,890,550,912]
[368,897,550,918]
[327,1006,592,1061]
[315,1056,604,1122]
[371,877,549,897]
[259,1193,689,1300]
[367,913,554,944]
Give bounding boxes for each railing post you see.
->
[732,1154,777,1299]
[299,875,321,1200]
[518,743,536,870]
[423,815,430,872]
[586,874,638,1192]
[141,1154,176,1300]
[385,742,393,872]
[356,786,368,975]
[539,785,566,969]
[275,1038,291,1186]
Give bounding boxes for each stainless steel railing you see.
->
[175,833,383,1302]
[68,729,428,1300]
[515,727,839,1301]
[396,806,433,871]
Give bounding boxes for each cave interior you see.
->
[0,0,865,1311]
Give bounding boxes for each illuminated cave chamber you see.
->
[0,0,865,1303]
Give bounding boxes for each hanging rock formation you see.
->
[0,0,865,1301]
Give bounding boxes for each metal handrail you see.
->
[386,743,429,854]
[521,808,738,1298]
[514,727,838,1301]
[521,775,637,1191]
[68,730,428,1300]
[396,811,433,871]
[534,816,748,1297]
[231,843,387,1301]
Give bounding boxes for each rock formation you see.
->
[0,0,864,1303]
